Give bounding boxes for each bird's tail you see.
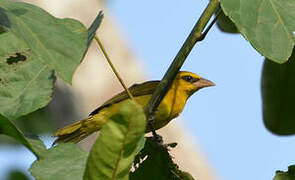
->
[53,117,98,145]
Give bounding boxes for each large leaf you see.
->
[30,143,88,180]
[274,165,295,180]
[84,100,146,180]
[0,31,56,120]
[0,1,103,120]
[0,115,46,158]
[131,138,194,180]
[0,0,88,83]
[220,0,295,63]
[262,49,295,135]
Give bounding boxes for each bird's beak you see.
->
[194,78,215,88]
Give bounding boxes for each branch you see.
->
[144,0,220,127]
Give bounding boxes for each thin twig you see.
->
[197,8,222,41]
[94,35,134,100]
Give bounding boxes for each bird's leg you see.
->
[147,112,163,145]
[152,130,163,146]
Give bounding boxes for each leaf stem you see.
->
[144,0,220,127]
[94,35,134,100]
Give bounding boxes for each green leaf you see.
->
[7,170,30,180]
[0,107,53,145]
[130,137,194,180]
[134,135,146,155]
[274,165,295,180]
[30,143,88,180]
[84,100,146,180]
[0,2,103,120]
[28,137,47,156]
[0,31,56,120]
[262,49,295,135]
[87,11,104,47]
[220,0,295,63]
[14,107,54,134]
[216,9,239,33]
[0,114,46,158]
[0,0,88,83]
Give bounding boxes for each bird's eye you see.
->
[182,75,193,82]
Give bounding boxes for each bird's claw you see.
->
[152,130,163,146]
[154,134,163,145]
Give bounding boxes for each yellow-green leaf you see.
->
[84,100,146,180]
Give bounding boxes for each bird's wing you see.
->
[89,80,160,116]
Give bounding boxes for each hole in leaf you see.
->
[7,53,27,65]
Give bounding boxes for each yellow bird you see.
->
[53,71,214,144]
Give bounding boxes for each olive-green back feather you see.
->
[89,80,160,116]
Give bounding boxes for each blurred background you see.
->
[1,0,295,180]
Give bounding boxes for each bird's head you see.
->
[175,71,215,97]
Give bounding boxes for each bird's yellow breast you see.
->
[92,82,188,132]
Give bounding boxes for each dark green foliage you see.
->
[262,49,295,135]
[7,170,30,180]
[274,165,295,180]
[216,9,238,33]
[130,137,194,180]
